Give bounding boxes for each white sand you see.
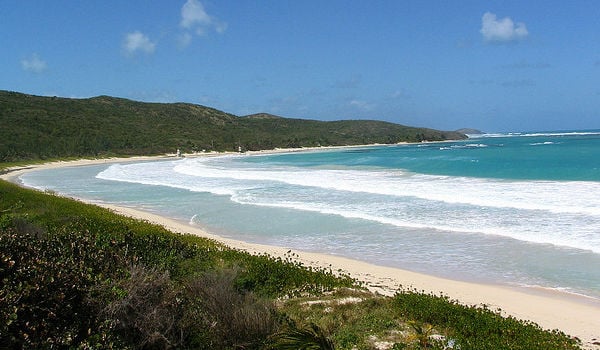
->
[2,154,599,348]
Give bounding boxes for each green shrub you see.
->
[0,224,126,348]
[100,265,188,349]
[184,268,280,349]
[393,289,580,350]
[226,250,356,298]
[0,181,357,348]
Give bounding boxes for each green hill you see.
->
[0,90,466,162]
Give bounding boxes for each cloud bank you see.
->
[480,12,528,43]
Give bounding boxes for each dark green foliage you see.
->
[0,180,357,348]
[94,265,281,350]
[0,90,466,162]
[99,265,185,349]
[225,250,355,298]
[393,289,580,350]
[0,219,128,348]
[183,268,280,349]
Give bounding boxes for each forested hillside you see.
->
[0,91,466,162]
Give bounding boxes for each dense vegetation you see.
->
[0,180,581,349]
[0,180,354,348]
[0,90,466,162]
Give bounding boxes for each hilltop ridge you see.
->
[242,113,284,120]
[0,90,466,162]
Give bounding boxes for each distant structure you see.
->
[176,148,182,157]
[238,145,242,153]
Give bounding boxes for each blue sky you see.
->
[2,1,600,132]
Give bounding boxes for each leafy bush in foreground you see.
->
[225,250,355,298]
[0,220,129,348]
[184,268,279,349]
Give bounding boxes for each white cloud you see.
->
[480,12,528,43]
[21,53,47,73]
[123,31,156,55]
[181,0,211,29]
[179,0,226,46]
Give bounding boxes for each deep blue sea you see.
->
[19,130,600,299]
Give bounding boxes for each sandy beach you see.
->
[2,154,599,348]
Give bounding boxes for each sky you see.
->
[2,1,600,132]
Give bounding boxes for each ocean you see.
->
[19,130,600,299]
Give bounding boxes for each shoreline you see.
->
[2,152,600,347]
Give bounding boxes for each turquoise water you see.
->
[19,130,600,299]
[244,131,600,181]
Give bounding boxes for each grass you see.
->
[279,287,581,350]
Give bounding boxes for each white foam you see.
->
[475,131,600,138]
[530,141,555,146]
[94,157,600,253]
[440,143,490,150]
[171,158,600,216]
[98,158,600,217]
[522,131,600,137]
[230,188,600,253]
